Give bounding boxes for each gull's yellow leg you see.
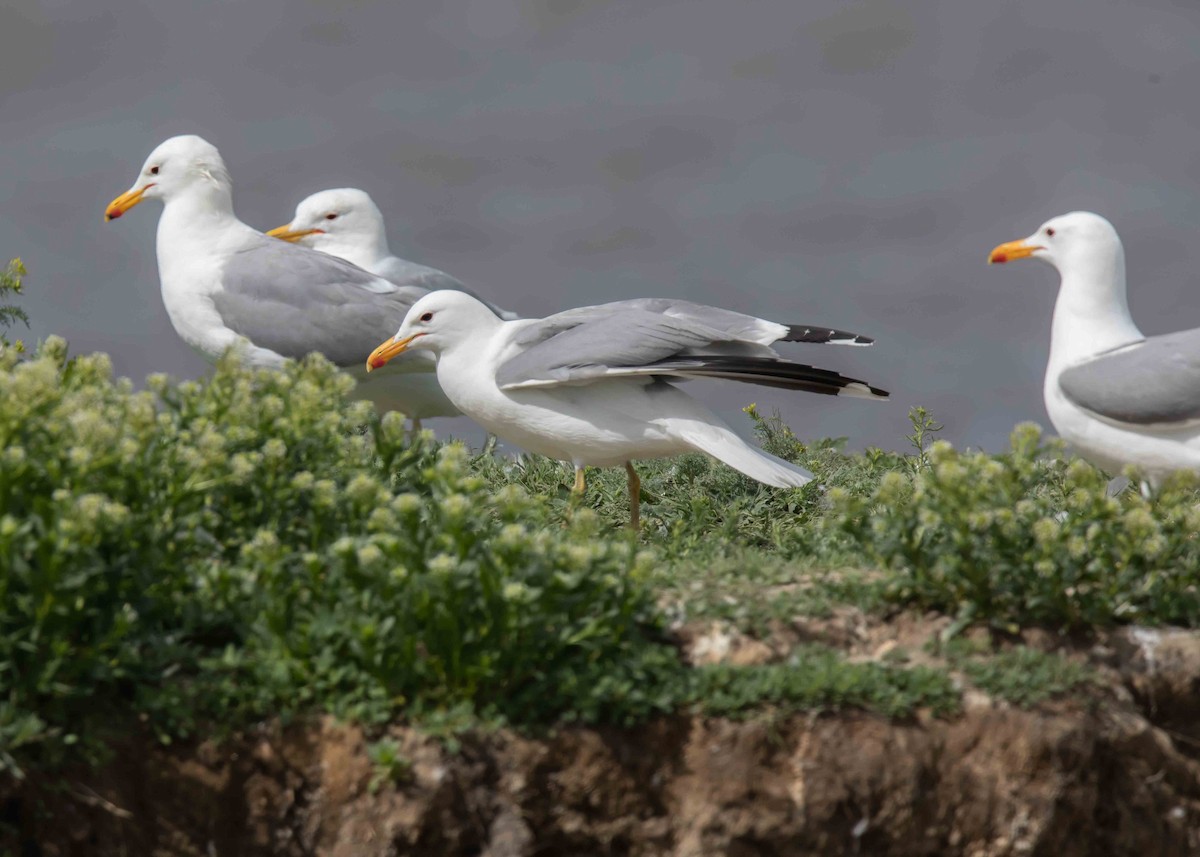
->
[565,464,587,527]
[625,461,641,531]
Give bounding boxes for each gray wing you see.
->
[376,256,518,321]
[498,309,764,388]
[1058,330,1200,425]
[212,238,419,368]
[496,308,888,399]
[507,301,771,350]
[539,297,870,345]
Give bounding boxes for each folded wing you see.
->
[540,297,872,347]
[212,238,426,368]
[497,307,887,399]
[1058,329,1200,426]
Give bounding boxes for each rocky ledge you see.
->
[9,624,1200,857]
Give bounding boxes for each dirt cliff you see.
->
[8,625,1200,857]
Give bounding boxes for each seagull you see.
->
[989,210,1200,481]
[365,291,888,527]
[104,135,461,429]
[265,187,518,320]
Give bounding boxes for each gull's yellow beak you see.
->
[366,332,425,372]
[988,238,1040,265]
[105,184,154,221]
[266,224,323,242]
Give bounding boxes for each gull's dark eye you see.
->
[325,213,338,221]
[420,312,434,322]
[1045,227,1055,237]
[149,166,160,175]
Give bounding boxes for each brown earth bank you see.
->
[7,625,1200,857]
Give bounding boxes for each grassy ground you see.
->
[2,337,1197,784]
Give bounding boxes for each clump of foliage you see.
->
[366,737,412,793]
[16,326,1182,786]
[828,423,1200,631]
[0,260,28,352]
[933,639,1095,708]
[648,550,885,636]
[471,403,904,563]
[693,645,960,719]
[0,341,678,777]
[904,405,944,472]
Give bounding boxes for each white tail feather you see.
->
[675,421,812,487]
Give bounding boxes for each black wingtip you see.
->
[784,324,874,346]
[837,381,890,401]
[656,355,888,400]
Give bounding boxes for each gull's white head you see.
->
[988,211,1122,275]
[105,135,232,221]
[365,291,501,372]
[266,188,388,262]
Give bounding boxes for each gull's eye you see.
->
[420,312,434,322]
[1045,227,1055,237]
[325,213,338,221]
[149,165,160,175]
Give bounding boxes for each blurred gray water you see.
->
[3,0,1199,452]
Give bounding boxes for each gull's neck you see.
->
[156,181,256,256]
[317,230,392,271]
[1047,245,1143,374]
[153,180,261,350]
[152,180,263,359]
[432,315,509,375]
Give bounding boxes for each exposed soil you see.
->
[7,623,1200,857]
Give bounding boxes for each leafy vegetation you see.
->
[0,342,677,777]
[0,260,28,352]
[934,639,1096,708]
[828,424,1200,632]
[692,646,960,719]
[3,322,1199,786]
[366,737,412,793]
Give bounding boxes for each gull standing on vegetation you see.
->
[266,187,517,319]
[366,291,888,527]
[990,210,1200,481]
[104,135,479,429]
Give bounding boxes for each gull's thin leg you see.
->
[625,461,641,530]
[482,432,499,456]
[565,464,587,527]
[408,417,423,440]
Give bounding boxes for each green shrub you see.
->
[0,341,679,776]
[366,737,412,792]
[24,325,1180,787]
[829,423,1200,631]
[692,646,960,719]
[0,260,28,352]
[470,404,905,563]
[934,640,1095,708]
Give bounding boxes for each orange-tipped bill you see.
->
[366,332,425,372]
[266,224,323,242]
[105,184,153,221]
[988,238,1040,265]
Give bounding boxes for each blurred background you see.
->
[2,0,1199,452]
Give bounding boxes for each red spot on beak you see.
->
[105,207,123,221]
[991,252,1006,264]
[369,355,387,370]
